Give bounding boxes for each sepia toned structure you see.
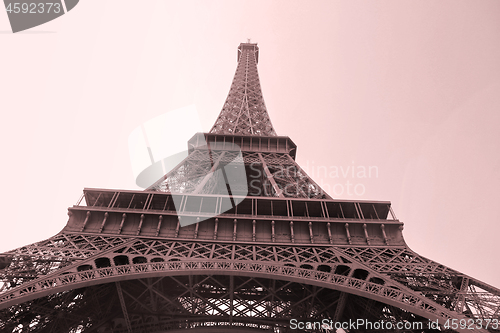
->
[0,42,499,332]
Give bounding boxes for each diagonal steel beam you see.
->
[115,282,132,333]
[333,291,347,322]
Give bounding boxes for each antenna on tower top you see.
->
[247,38,251,43]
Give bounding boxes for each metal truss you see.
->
[1,233,499,332]
[210,43,276,136]
[1,273,446,333]
[149,150,329,199]
[1,42,499,333]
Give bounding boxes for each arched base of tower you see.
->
[0,275,443,333]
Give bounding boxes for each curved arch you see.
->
[317,264,331,273]
[0,260,462,330]
[151,257,165,263]
[352,268,369,280]
[132,256,148,264]
[334,264,350,276]
[95,257,111,268]
[76,264,93,272]
[370,277,385,285]
[113,255,129,266]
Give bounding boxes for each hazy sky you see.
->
[1,0,499,289]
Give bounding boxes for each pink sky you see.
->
[1,0,499,288]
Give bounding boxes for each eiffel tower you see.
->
[1,42,499,333]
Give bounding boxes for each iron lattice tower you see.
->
[1,43,499,333]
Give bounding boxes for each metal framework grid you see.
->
[1,43,499,333]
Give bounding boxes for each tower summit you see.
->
[148,42,328,199]
[210,43,276,136]
[0,43,499,333]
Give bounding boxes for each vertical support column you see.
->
[455,277,469,314]
[214,218,219,240]
[233,219,238,241]
[258,153,284,197]
[252,220,256,241]
[175,217,180,237]
[229,275,234,323]
[309,221,314,244]
[290,221,295,243]
[327,222,333,244]
[271,221,275,242]
[194,219,200,239]
[115,282,132,333]
[334,292,347,322]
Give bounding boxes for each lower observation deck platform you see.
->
[65,188,404,247]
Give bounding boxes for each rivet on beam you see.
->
[233,219,238,241]
[99,212,109,233]
[380,224,389,245]
[290,221,295,243]
[118,213,127,234]
[81,211,91,232]
[271,221,275,243]
[194,218,200,239]
[156,215,163,236]
[327,222,333,244]
[136,214,144,235]
[363,223,370,245]
[252,220,256,241]
[175,217,180,237]
[345,223,352,245]
[309,221,314,244]
[214,218,219,240]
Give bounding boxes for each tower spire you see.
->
[210,42,277,136]
[148,42,328,199]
